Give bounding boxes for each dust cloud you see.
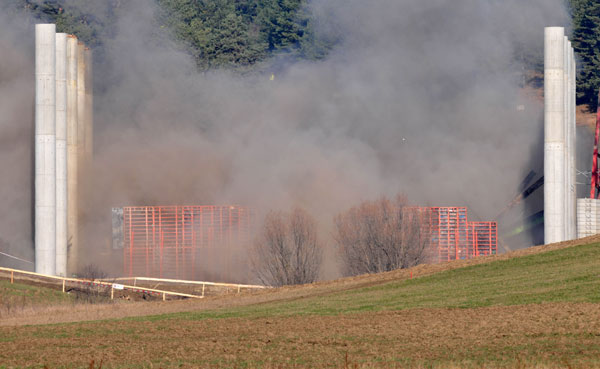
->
[0,0,569,279]
[0,8,34,269]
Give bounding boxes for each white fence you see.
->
[0,267,267,301]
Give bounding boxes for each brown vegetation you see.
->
[3,303,600,368]
[252,208,323,287]
[334,195,429,276]
[2,233,598,327]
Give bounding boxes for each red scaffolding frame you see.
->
[469,222,498,258]
[430,207,469,262]
[122,206,252,281]
[406,207,497,263]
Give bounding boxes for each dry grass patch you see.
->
[2,303,600,368]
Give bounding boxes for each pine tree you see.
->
[571,0,600,110]
[17,0,334,71]
[257,0,304,51]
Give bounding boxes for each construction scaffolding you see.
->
[118,206,252,281]
[469,222,498,258]
[406,207,497,263]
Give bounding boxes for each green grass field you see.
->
[0,278,73,314]
[140,242,600,321]
[2,242,600,368]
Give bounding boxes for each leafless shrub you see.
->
[334,195,430,276]
[0,294,27,318]
[78,264,108,280]
[252,208,323,287]
[74,264,112,304]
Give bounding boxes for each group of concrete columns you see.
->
[544,27,576,244]
[35,24,93,276]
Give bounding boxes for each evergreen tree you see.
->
[15,0,334,71]
[257,0,304,51]
[204,9,266,68]
[571,0,600,110]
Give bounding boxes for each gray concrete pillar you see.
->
[77,42,86,168]
[564,37,572,241]
[544,27,566,244]
[35,24,57,275]
[568,43,577,240]
[84,47,93,165]
[66,35,79,276]
[55,33,67,276]
[69,42,86,273]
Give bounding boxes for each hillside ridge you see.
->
[2,234,598,326]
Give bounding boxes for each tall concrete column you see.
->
[544,27,566,244]
[84,47,93,165]
[35,24,57,275]
[71,42,86,273]
[77,42,86,167]
[55,33,67,276]
[66,35,79,276]
[564,37,572,241]
[568,43,577,240]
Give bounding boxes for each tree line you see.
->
[252,196,430,287]
[570,0,600,110]
[10,0,333,71]
[13,1,600,108]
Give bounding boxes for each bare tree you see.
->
[252,208,323,287]
[78,263,108,280]
[74,264,112,304]
[334,195,430,276]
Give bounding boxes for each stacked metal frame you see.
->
[122,206,252,281]
[429,207,469,262]
[405,207,497,263]
[469,222,498,258]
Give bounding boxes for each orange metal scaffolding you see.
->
[406,207,497,262]
[122,206,252,281]
[469,222,498,257]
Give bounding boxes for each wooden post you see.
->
[62,279,65,292]
[111,286,114,300]
[10,270,14,284]
[202,283,205,297]
[237,286,240,294]
[163,292,166,301]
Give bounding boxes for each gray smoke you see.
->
[0,0,569,278]
[0,8,34,268]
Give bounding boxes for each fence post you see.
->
[163,292,166,301]
[202,283,205,297]
[62,279,65,293]
[237,285,240,294]
[10,270,14,284]
[111,286,114,300]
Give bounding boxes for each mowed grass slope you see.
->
[0,279,73,317]
[2,242,600,368]
[161,242,600,320]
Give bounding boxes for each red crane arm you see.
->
[590,90,600,199]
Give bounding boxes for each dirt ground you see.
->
[2,237,600,367]
[1,302,600,368]
[1,234,598,327]
[577,105,597,129]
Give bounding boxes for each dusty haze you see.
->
[0,0,569,279]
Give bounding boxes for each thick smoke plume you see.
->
[0,9,34,269]
[0,0,569,279]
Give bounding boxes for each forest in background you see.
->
[6,0,335,70]
[6,0,600,109]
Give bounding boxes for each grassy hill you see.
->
[0,279,73,318]
[2,241,600,368]
[162,242,600,320]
